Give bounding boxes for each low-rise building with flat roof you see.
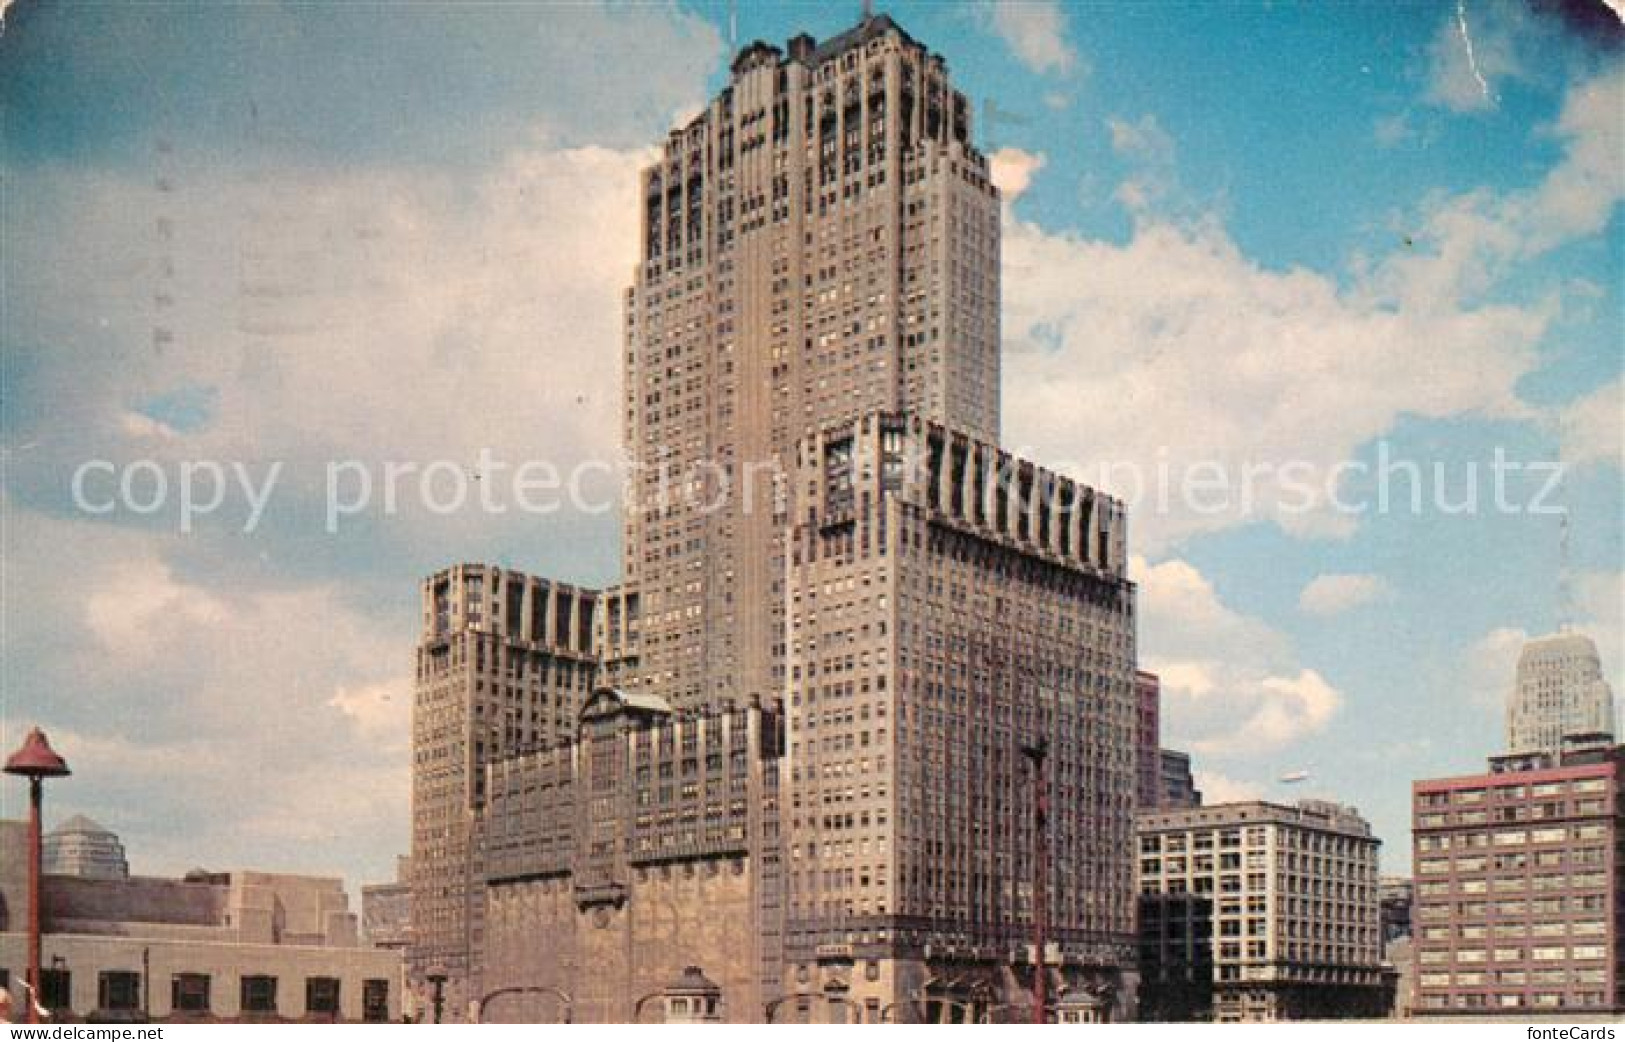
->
[0,819,402,1022]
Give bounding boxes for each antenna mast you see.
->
[1557,511,1574,633]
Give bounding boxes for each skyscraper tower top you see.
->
[622,9,1001,708]
[729,13,937,76]
[1506,631,1616,756]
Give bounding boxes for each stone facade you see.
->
[619,14,1001,710]
[410,564,599,1016]
[478,691,784,1023]
[1136,800,1385,1022]
[0,820,401,1022]
[782,413,1137,1021]
[1506,632,1615,757]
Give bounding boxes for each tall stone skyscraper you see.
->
[416,12,1139,1021]
[1506,632,1616,756]
[785,413,1135,1015]
[620,15,1000,709]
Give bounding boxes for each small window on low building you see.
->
[241,975,278,1015]
[362,979,390,1023]
[171,973,210,1014]
[305,977,340,1019]
[39,968,71,1013]
[98,970,141,1012]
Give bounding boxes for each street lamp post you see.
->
[5,728,72,1025]
[425,970,448,1024]
[1021,738,1049,1026]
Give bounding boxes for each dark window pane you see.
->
[305,977,340,1017]
[40,969,71,1012]
[240,975,277,1014]
[171,973,210,1014]
[362,979,389,1023]
[98,970,141,1012]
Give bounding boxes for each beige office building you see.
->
[1136,800,1385,1022]
[783,413,1136,1018]
[1506,632,1615,757]
[479,690,786,1023]
[361,856,412,952]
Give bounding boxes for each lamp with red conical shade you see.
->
[6,728,71,1024]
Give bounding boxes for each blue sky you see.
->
[1,0,1620,887]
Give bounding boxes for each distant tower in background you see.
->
[1505,632,1616,756]
[42,814,129,880]
[1157,750,1203,810]
[1136,671,1162,809]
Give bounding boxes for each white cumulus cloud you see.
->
[1002,66,1622,552]
[1555,375,1623,469]
[989,147,1046,201]
[1135,556,1344,757]
[1298,573,1391,616]
[983,0,1080,77]
[1194,770,1265,805]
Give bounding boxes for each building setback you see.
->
[1136,800,1385,1022]
[1159,749,1202,810]
[409,564,599,1018]
[618,13,1001,710]
[1411,737,1622,1017]
[410,11,1139,1022]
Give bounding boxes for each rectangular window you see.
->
[363,980,390,1024]
[306,977,341,1018]
[172,974,211,1014]
[98,971,141,1012]
[40,969,71,1013]
[241,975,278,1015]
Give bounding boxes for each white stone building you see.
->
[1506,632,1616,757]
